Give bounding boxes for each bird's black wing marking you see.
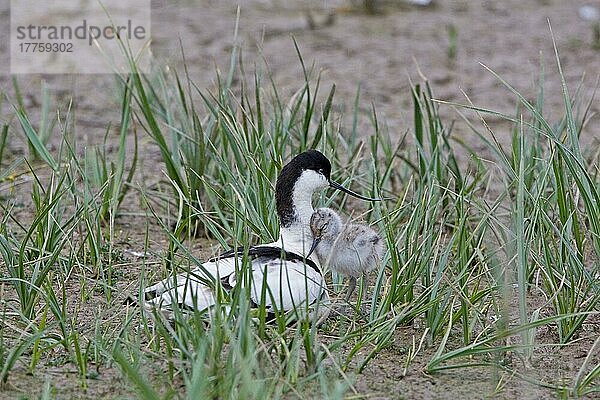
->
[220,275,233,291]
[207,246,321,275]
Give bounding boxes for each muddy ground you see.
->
[0,0,599,399]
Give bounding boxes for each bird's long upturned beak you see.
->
[307,237,321,259]
[329,180,383,201]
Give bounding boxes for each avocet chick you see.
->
[308,207,385,304]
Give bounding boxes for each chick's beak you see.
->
[307,236,321,259]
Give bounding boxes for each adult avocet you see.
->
[144,150,381,322]
[308,207,385,305]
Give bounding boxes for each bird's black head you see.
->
[275,149,383,228]
[288,150,332,179]
[276,150,331,227]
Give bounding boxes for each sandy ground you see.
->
[0,0,599,399]
[1,0,599,149]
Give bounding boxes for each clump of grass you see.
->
[0,125,8,168]
[423,36,600,396]
[12,79,57,164]
[83,78,137,223]
[0,73,139,389]
[130,37,344,245]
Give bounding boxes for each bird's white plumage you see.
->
[144,253,327,319]
[144,257,233,310]
[278,169,329,255]
[246,257,326,313]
